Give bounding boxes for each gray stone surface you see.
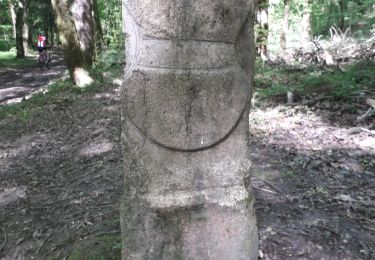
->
[124,68,249,150]
[121,0,258,259]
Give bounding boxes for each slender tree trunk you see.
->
[9,0,17,39]
[22,0,30,56]
[48,10,55,46]
[51,0,93,86]
[15,1,25,58]
[280,0,289,51]
[93,0,105,48]
[338,0,346,30]
[301,0,312,41]
[256,0,269,62]
[105,7,111,45]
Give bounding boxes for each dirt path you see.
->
[0,82,123,259]
[250,104,375,259]
[0,78,374,258]
[0,52,66,105]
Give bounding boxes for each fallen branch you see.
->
[0,227,7,252]
[252,175,285,195]
[253,186,279,195]
[36,233,52,254]
[312,224,339,236]
[357,108,375,121]
[94,230,121,237]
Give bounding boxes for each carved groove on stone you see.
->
[130,64,238,71]
[142,182,248,208]
[137,39,236,69]
[142,36,236,44]
[124,102,248,152]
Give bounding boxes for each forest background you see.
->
[0,0,374,259]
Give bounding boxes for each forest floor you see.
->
[0,57,374,259]
[0,51,66,105]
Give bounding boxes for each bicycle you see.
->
[38,49,51,71]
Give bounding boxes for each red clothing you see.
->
[37,36,47,47]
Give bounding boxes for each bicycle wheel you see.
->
[46,54,51,69]
[39,61,44,71]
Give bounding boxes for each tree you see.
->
[256,0,270,61]
[0,0,14,50]
[8,0,16,38]
[337,0,346,30]
[70,0,95,65]
[98,0,122,47]
[14,0,30,58]
[92,0,104,48]
[51,0,94,86]
[27,0,57,47]
[280,0,290,51]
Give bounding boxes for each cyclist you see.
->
[36,32,49,63]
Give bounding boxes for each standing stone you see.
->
[121,0,258,259]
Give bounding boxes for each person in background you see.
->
[36,32,49,62]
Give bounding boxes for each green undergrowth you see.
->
[0,48,124,123]
[0,50,36,68]
[66,234,121,260]
[91,48,124,82]
[254,59,375,101]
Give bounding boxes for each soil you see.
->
[250,102,375,260]
[0,58,374,259]
[0,52,66,105]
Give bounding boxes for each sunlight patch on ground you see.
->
[0,87,29,101]
[94,86,121,101]
[112,78,123,86]
[249,105,375,154]
[73,67,94,87]
[79,140,114,157]
[0,50,16,60]
[0,186,26,206]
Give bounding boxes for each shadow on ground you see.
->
[0,52,67,105]
[0,85,123,259]
[250,105,375,259]
[0,82,374,259]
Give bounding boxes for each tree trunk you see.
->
[301,0,312,41]
[256,0,269,62]
[280,0,289,51]
[51,0,93,87]
[92,0,105,49]
[15,1,25,58]
[9,0,17,39]
[338,0,346,30]
[48,10,55,46]
[121,1,258,259]
[70,0,95,65]
[21,0,30,56]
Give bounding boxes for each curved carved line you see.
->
[124,101,249,153]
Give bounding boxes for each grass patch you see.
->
[0,49,36,68]
[0,78,72,122]
[68,234,122,260]
[254,59,375,101]
[0,48,125,123]
[91,48,124,82]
